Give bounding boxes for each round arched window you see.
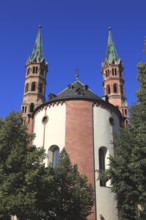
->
[42,115,48,124]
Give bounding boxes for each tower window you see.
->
[31,82,36,91]
[30,103,34,112]
[99,147,107,187]
[39,83,43,93]
[106,85,111,95]
[22,106,24,113]
[22,106,27,113]
[105,69,109,77]
[112,68,117,76]
[25,106,27,113]
[113,83,118,93]
[27,68,30,75]
[32,66,38,74]
[25,83,29,93]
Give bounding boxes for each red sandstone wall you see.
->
[65,100,96,220]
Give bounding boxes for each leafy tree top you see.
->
[99,62,146,220]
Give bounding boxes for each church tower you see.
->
[102,27,128,124]
[21,26,48,123]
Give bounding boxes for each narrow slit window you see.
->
[99,147,107,187]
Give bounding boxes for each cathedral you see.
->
[21,26,128,220]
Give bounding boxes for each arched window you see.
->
[39,83,43,93]
[25,106,27,113]
[30,103,34,112]
[105,69,109,77]
[32,66,38,73]
[31,82,36,91]
[25,83,29,93]
[106,85,111,95]
[112,68,117,76]
[22,106,24,113]
[108,69,110,76]
[48,145,60,167]
[99,147,107,187]
[115,68,117,75]
[113,83,118,93]
[53,148,59,167]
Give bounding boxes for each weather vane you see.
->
[75,67,80,80]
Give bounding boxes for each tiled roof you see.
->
[48,80,102,102]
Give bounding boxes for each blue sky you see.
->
[0,0,146,118]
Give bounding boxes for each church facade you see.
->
[21,27,128,220]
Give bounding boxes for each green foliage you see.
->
[0,112,46,220]
[99,63,146,220]
[45,149,94,220]
[0,112,94,220]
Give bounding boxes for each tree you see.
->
[0,112,94,220]
[44,149,94,220]
[99,62,146,220]
[0,112,47,220]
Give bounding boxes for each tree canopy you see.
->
[0,112,46,220]
[0,112,94,220]
[99,63,146,220]
[45,149,94,220]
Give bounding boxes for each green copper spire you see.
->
[106,27,120,64]
[27,25,45,64]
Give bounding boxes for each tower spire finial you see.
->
[75,67,80,80]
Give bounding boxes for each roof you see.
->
[33,79,122,119]
[48,80,102,102]
[26,26,46,64]
[106,27,121,64]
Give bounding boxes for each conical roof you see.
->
[106,27,120,64]
[27,26,45,64]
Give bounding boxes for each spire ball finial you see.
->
[38,25,42,29]
[76,73,79,80]
[108,26,111,31]
[75,67,80,80]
